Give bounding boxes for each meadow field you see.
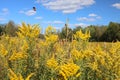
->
[0,23,120,80]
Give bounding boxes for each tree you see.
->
[5,20,18,36]
[115,31,120,41]
[60,24,73,41]
[84,25,108,42]
[59,19,73,41]
[0,24,6,35]
[100,22,120,42]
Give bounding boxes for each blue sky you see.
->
[0,0,120,30]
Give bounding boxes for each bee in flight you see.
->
[33,7,36,11]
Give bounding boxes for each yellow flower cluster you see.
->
[71,48,83,60]
[45,34,58,44]
[20,40,29,52]
[74,29,90,40]
[82,49,93,58]
[44,26,58,45]
[45,26,56,36]
[46,57,58,69]
[8,68,34,80]
[9,50,27,61]
[17,22,40,38]
[110,41,120,54]
[88,61,98,71]
[0,44,8,56]
[59,63,80,80]
[53,43,63,53]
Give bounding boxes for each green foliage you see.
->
[5,20,18,36]
[100,22,120,42]
[0,24,6,35]
[59,24,73,41]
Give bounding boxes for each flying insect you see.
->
[33,7,36,11]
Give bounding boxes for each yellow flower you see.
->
[59,70,67,80]
[17,22,40,38]
[8,68,18,80]
[25,73,35,80]
[8,68,34,80]
[46,56,58,69]
[0,44,8,56]
[110,42,120,54]
[21,40,29,51]
[9,50,27,61]
[83,49,93,58]
[45,26,56,36]
[100,58,105,65]
[88,61,98,71]
[59,62,80,80]
[45,34,58,44]
[76,72,81,78]
[53,43,63,53]
[74,29,90,41]
[71,48,83,60]
[94,45,106,56]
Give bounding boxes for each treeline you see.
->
[59,22,120,42]
[0,21,120,42]
[0,21,18,36]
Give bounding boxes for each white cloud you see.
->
[77,17,95,22]
[25,10,36,16]
[35,16,43,20]
[96,16,101,19]
[2,8,8,12]
[62,9,77,14]
[112,3,120,9]
[77,13,101,22]
[19,10,24,14]
[35,0,41,3]
[35,0,50,4]
[53,26,61,30]
[19,9,36,16]
[43,20,64,24]
[53,21,64,24]
[89,13,97,17]
[43,21,51,24]
[0,8,9,15]
[75,23,89,27]
[0,18,5,21]
[39,0,95,14]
